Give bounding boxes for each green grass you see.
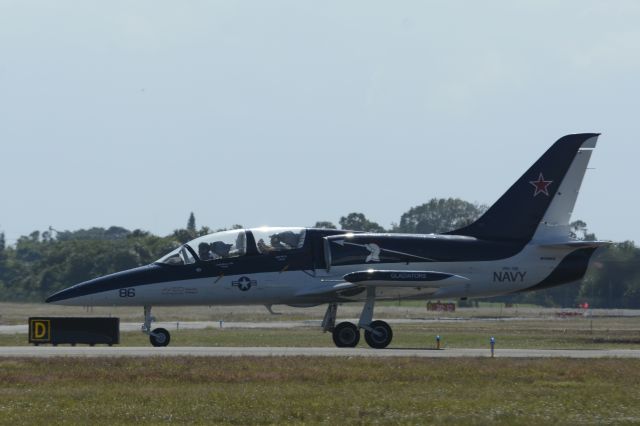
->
[1,357,639,425]
[0,301,597,325]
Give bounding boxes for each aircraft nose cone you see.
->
[45,278,101,304]
[45,284,88,303]
[45,289,71,304]
[45,264,162,305]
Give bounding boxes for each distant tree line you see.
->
[0,198,638,308]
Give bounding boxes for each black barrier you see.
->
[28,317,119,346]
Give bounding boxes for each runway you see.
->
[1,346,640,358]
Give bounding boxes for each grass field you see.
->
[1,357,639,425]
[0,301,623,325]
[2,303,640,424]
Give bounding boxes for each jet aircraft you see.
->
[47,133,608,348]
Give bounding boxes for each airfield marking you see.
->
[1,346,640,358]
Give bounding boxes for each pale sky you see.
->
[1,1,639,244]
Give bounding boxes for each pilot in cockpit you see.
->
[198,242,213,261]
[269,234,286,250]
[270,231,300,250]
[211,241,233,258]
[257,238,273,253]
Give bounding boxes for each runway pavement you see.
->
[1,346,640,358]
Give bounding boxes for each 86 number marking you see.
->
[119,288,136,297]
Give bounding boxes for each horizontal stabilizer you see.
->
[343,270,469,288]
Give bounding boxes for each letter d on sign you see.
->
[30,319,51,342]
[35,322,46,338]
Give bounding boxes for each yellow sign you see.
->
[30,319,51,342]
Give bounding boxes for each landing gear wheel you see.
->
[332,322,360,348]
[150,328,170,347]
[364,320,392,349]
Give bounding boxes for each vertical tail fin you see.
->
[449,133,600,242]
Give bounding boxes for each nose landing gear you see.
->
[142,305,171,347]
[149,328,170,347]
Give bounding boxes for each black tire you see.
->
[150,328,171,347]
[332,322,360,348]
[364,320,393,349]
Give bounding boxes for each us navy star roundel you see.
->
[232,276,257,291]
[529,173,553,197]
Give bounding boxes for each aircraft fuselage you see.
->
[46,228,596,307]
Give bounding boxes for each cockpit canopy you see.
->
[251,227,306,254]
[156,227,306,265]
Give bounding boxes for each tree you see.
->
[0,226,179,302]
[173,229,194,244]
[104,226,131,240]
[314,221,337,229]
[0,232,6,285]
[187,212,196,235]
[339,213,385,232]
[56,227,130,241]
[579,241,640,308]
[570,220,597,241]
[213,224,244,233]
[393,198,486,234]
[198,226,212,237]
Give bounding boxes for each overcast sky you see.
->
[1,1,639,244]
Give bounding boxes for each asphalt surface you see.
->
[1,346,640,358]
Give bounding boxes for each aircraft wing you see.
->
[294,281,360,298]
[295,270,469,299]
[538,241,612,249]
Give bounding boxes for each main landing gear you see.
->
[322,288,393,349]
[143,305,171,347]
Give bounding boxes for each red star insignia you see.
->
[529,173,553,197]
